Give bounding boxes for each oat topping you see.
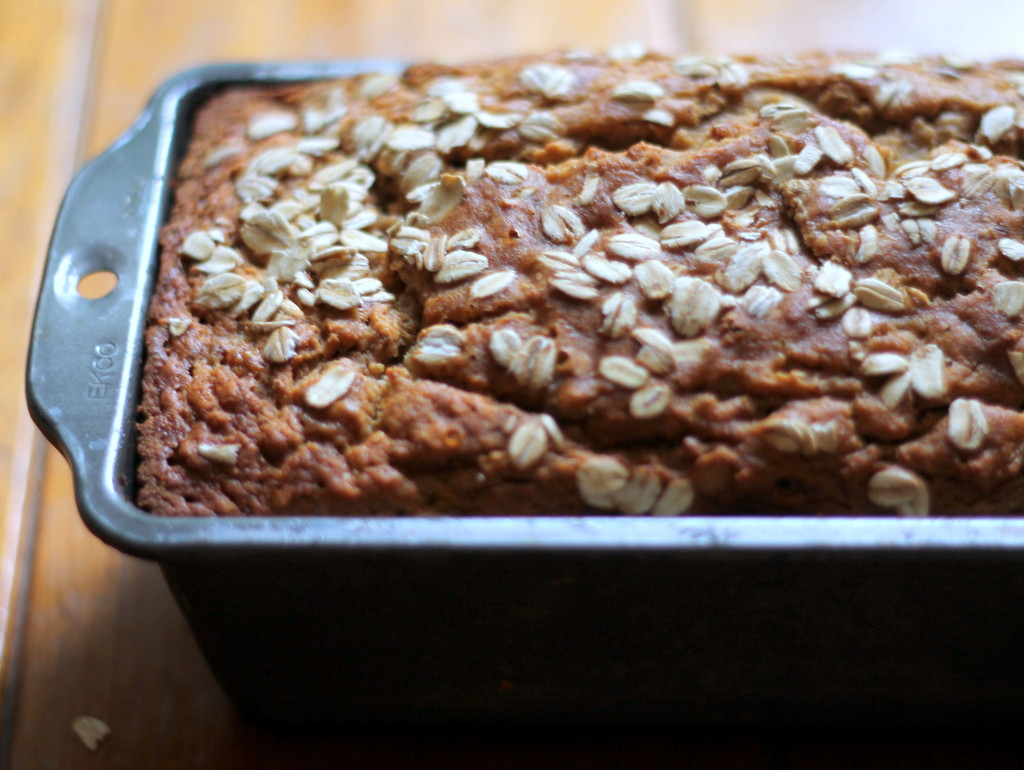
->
[519,63,576,100]
[304,364,357,408]
[598,355,649,389]
[632,327,674,372]
[829,194,879,228]
[470,270,516,299]
[629,382,671,419]
[607,232,661,260]
[164,317,190,336]
[684,185,729,218]
[650,478,695,516]
[841,306,874,338]
[142,52,1024,519]
[947,397,989,452]
[196,273,251,309]
[485,161,531,184]
[852,277,907,313]
[541,205,586,243]
[435,250,488,284]
[868,467,930,517]
[633,260,674,299]
[762,248,802,290]
[181,230,217,260]
[743,285,784,318]
[263,326,299,363]
[576,456,630,509]
[508,419,550,469]
[599,291,639,338]
[198,443,241,464]
[909,344,946,399]
[612,80,665,102]
[813,126,855,166]
[862,352,909,377]
[551,269,600,300]
[661,220,716,249]
[507,335,557,390]
[940,235,972,274]
[1000,238,1024,261]
[247,110,298,140]
[583,253,632,285]
[980,104,1017,144]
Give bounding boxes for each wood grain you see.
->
[7,0,1024,766]
[5,0,712,766]
[0,0,101,749]
[687,0,1024,58]
[83,0,688,157]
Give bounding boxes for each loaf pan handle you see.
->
[26,94,171,520]
[25,63,406,554]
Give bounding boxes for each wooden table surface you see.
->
[4,0,1024,766]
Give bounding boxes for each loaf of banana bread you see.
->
[137,51,1024,517]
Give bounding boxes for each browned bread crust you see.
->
[138,51,1024,517]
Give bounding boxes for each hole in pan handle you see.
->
[26,96,168,520]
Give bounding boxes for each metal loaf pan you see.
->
[25,61,1024,724]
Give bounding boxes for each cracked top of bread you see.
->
[137,51,1024,517]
